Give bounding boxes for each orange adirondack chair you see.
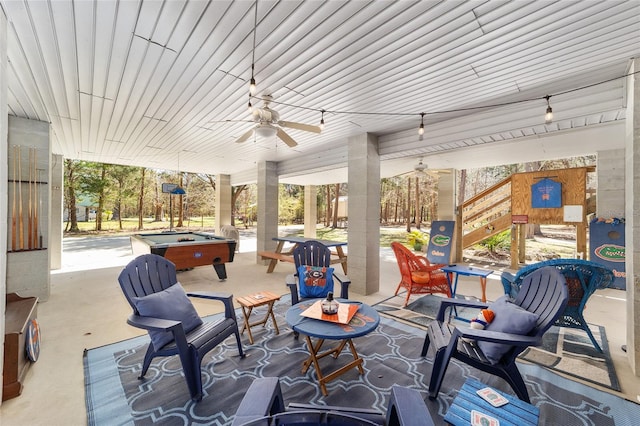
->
[390,242,451,306]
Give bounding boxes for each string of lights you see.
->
[249,70,639,135]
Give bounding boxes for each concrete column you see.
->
[257,161,279,263]
[437,169,458,262]
[304,185,317,238]
[215,174,232,232]
[597,149,625,218]
[1,8,8,404]
[437,170,457,220]
[347,133,380,295]
[50,154,63,269]
[625,58,640,375]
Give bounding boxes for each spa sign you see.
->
[531,178,562,208]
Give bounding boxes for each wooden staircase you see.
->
[459,175,513,249]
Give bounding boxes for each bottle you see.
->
[321,291,339,315]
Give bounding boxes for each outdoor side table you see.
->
[444,378,539,426]
[441,264,494,302]
[285,299,380,396]
[237,291,281,344]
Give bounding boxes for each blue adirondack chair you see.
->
[285,240,350,305]
[422,266,568,403]
[231,377,435,426]
[501,258,614,352]
[118,254,244,401]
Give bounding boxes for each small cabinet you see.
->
[3,293,39,401]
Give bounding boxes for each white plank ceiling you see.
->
[2,0,639,184]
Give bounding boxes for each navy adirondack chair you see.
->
[285,240,350,305]
[118,254,244,401]
[422,266,568,403]
[501,258,614,352]
[232,377,435,426]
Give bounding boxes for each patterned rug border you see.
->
[85,297,639,425]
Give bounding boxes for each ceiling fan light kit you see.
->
[255,124,278,138]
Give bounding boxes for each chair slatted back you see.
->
[391,242,419,281]
[499,266,568,363]
[292,241,332,269]
[118,254,178,312]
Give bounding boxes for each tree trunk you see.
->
[325,186,331,227]
[406,179,412,232]
[137,168,145,230]
[415,176,420,229]
[332,183,340,228]
[154,180,163,221]
[177,174,184,228]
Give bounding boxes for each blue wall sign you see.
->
[531,178,562,208]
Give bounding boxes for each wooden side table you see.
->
[444,378,539,426]
[285,300,380,396]
[237,291,281,344]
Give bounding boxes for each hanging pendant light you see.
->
[544,95,553,124]
[248,1,258,96]
[319,109,325,131]
[418,113,425,136]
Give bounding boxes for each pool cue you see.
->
[18,146,24,250]
[28,147,33,249]
[32,148,38,249]
[11,146,17,251]
[38,169,43,248]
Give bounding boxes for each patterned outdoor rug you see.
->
[373,293,620,391]
[84,296,639,425]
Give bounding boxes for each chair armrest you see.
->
[386,385,434,426]
[126,314,182,332]
[332,272,351,299]
[452,326,541,347]
[187,291,235,319]
[232,377,285,426]
[285,274,301,305]
[435,298,489,321]
[127,314,190,351]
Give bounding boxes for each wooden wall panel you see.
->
[511,167,587,225]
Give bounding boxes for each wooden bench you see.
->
[258,251,294,273]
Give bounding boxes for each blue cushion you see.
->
[298,265,334,298]
[132,283,203,350]
[477,295,539,364]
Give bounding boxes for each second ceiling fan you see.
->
[235,94,321,147]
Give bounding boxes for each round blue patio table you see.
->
[285,299,380,396]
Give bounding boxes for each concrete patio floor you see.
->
[0,229,638,425]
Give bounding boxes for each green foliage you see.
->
[477,230,510,253]
[407,229,427,249]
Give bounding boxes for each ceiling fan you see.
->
[398,158,452,178]
[235,94,321,147]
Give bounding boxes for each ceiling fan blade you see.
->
[276,128,298,147]
[235,126,257,143]
[279,121,322,133]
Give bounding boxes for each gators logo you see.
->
[594,244,625,262]
[431,234,450,246]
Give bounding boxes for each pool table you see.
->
[130,231,236,280]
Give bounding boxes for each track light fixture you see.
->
[544,95,553,124]
[418,113,425,136]
[319,109,325,131]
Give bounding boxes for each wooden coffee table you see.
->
[237,291,281,344]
